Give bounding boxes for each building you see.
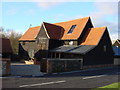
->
[19,17,114,73]
[113,39,120,48]
[113,39,120,65]
[0,38,12,76]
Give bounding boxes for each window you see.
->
[69,41,73,45]
[67,25,76,34]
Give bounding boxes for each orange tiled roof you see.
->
[55,17,90,40]
[81,27,107,45]
[44,22,64,39]
[19,17,90,41]
[19,26,40,41]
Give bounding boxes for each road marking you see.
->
[19,80,66,87]
[83,75,106,80]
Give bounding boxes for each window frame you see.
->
[67,25,76,34]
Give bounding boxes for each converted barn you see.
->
[19,17,114,73]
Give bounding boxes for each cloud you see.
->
[95,2,118,15]
[26,9,35,15]
[37,2,59,9]
[90,2,118,20]
[2,0,119,2]
[7,9,17,15]
[89,2,118,40]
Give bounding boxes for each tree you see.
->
[0,27,22,54]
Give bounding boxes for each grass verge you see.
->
[92,82,120,90]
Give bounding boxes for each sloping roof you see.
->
[19,17,90,41]
[0,38,13,53]
[113,39,120,46]
[118,39,120,42]
[50,45,96,54]
[55,17,90,40]
[50,45,77,53]
[81,27,106,45]
[113,46,120,56]
[19,26,40,41]
[43,22,64,39]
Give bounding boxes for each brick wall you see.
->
[41,58,82,73]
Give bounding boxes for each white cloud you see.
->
[90,2,118,20]
[2,0,119,2]
[37,2,59,9]
[89,2,118,40]
[7,9,17,15]
[110,33,118,41]
[26,9,35,15]
[95,2,118,14]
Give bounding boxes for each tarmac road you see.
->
[2,66,120,89]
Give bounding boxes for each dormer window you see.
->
[67,25,76,34]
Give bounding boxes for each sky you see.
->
[1,0,119,40]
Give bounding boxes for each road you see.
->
[2,66,120,89]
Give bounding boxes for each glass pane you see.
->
[67,25,76,34]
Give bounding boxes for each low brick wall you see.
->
[41,58,82,73]
[11,65,43,76]
[41,58,114,73]
[83,64,113,69]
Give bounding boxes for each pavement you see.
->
[1,66,120,89]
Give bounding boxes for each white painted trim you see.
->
[116,39,120,45]
[42,22,50,39]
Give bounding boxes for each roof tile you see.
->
[19,26,40,41]
[19,17,90,41]
[81,27,106,45]
[55,17,90,40]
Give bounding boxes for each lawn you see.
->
[92,82,120,90]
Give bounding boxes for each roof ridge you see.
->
[43,22,62,28]
[28,17,90,29]
[30,26,40,28]
[90,26,107,29]
[54,16,90,24]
